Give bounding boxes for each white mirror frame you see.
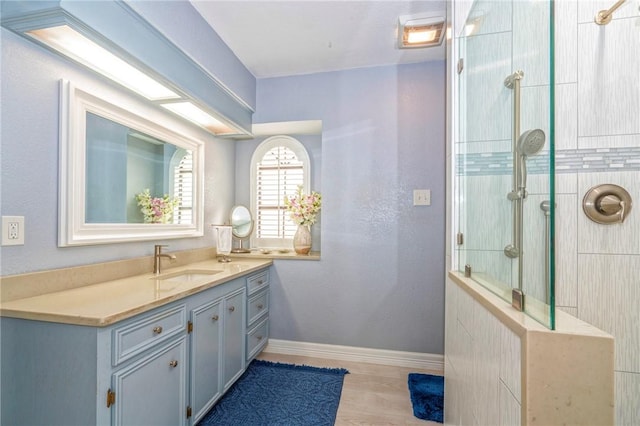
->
[59,80,205,246]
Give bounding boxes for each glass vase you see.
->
[293,225,312,255]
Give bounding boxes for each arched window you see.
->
[250,136,310,248]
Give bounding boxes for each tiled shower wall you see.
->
[555,0,640,423]
[455,0,639,423]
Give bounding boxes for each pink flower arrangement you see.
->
[136,189,179,224]
[284,186,322,226]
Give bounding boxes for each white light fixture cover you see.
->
[26,25,180,101]
[398,14,445,49]
[1,1,253,137]
[161,101,235,134]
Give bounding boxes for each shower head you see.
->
[517,129,546,157]
[517,129,546,192]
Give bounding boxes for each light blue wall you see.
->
[0,4,446,355]
[253,63,446,354]
[0,27,236,275]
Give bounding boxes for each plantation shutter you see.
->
[256,146,303,239]
[173,150,193,224]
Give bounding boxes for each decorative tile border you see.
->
[457,147,640,176]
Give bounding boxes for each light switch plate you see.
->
[2,216,25,246]
[413,189,431,206]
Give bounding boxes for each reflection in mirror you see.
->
[59,80,204,246]
[85,113,193,225]
[230,205,253,253]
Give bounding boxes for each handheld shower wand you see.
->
[504,128,545,261]
[517,129,546,195]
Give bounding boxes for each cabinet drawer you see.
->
[246,270,269,295]
[247,290,269,326]
[113,305,186,365]
[246,317,269,361]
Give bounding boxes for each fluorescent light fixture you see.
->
[26,25,180,101]
[161,101,235,134]
[398,15,445,49]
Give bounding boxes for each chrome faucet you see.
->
[154,244,176,275]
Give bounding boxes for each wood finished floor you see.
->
[257,352,442,425]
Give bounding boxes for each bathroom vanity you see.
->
[0,258,271,426]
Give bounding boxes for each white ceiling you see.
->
[190,1,447,79]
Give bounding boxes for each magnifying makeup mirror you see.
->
[230,205,253,253]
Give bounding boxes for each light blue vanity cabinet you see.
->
[0,305,191,426]
[111,335,189,425]
[246,269,270,362]
[221,288,246,391]
[189,284,246,423]
[110,303,189,425]
[0,266,271,426]
[189,298,223,422]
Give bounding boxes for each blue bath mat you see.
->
[198,360,349,425]
[408,373,444,423]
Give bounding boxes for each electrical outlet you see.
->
[2,216,25,246]
[413,189,431,206]
[9,222,19,239]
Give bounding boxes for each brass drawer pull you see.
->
[257,280,264,285]
[257,304,264,310]
[256,335,263,341]
[153,326,163,334]
[228,306,235,312]
[169,360,178,368]
[212,315,219,321]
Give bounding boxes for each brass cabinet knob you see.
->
[212,315,219,321]
[169,360,178,368]
[256,335,263,341]
[153,326,163,334]
[228,306,235,312]
[257,304,264,310]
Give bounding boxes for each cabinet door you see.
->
[190,300,222,423]
[112,336,187,426]
[222,288,245,390]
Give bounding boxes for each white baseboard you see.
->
[263,339,444,373]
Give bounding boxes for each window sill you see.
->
[226,250,320,261]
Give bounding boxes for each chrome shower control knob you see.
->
[597,194,622,215]
[583,184,632,224]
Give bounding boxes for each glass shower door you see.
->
[455,0,555,328]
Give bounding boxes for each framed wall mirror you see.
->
[230,205,253,253]
[59,80,204,246]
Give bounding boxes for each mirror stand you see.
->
[230,205,253,253]
[231,238,251,253]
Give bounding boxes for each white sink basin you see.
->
[153,269,223,283]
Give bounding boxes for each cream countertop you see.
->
[0,258,272,327]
